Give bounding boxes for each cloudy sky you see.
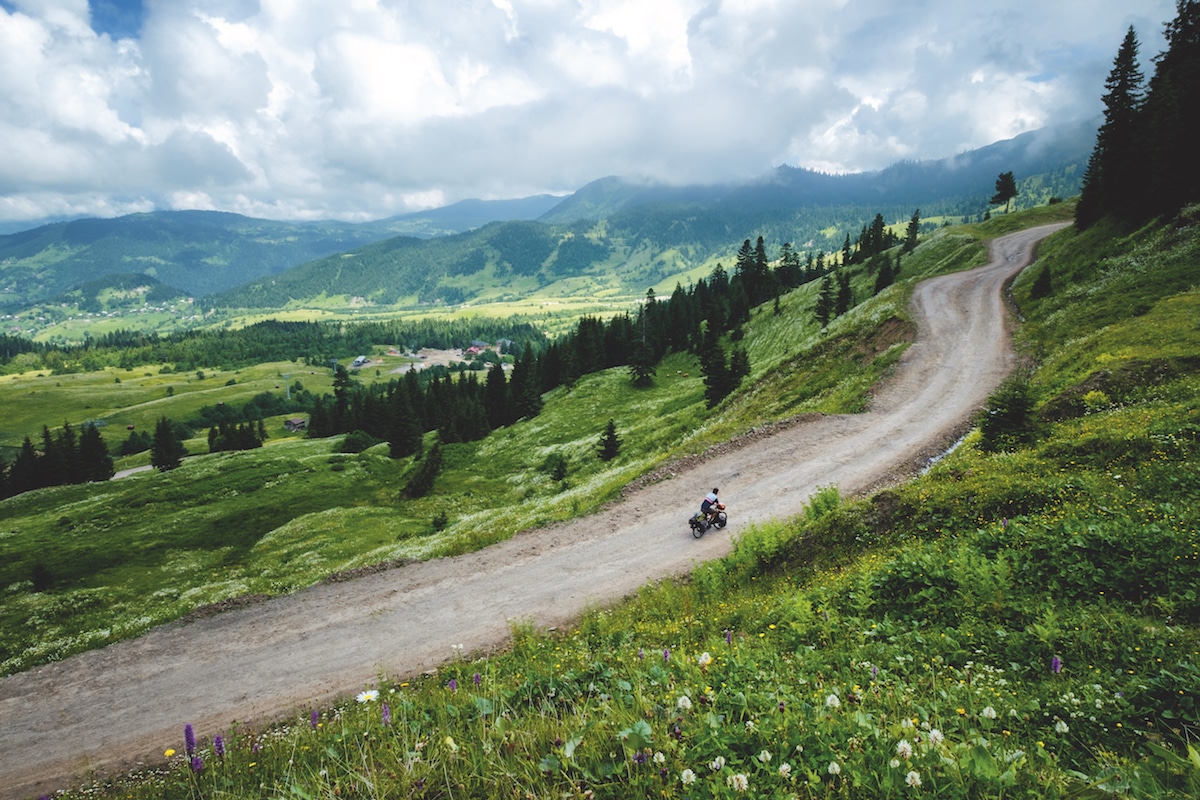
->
[0,0,1177,228]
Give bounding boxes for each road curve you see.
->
[0,223,1067,800]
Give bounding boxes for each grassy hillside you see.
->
[0,200,1023,677]
[12,202,1200,798]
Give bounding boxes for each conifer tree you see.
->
[835,271,853,316]
[904,209,921,253]
[596,418,622,461]
[814,274,835,327]
[1077,26,1145,228]
[150,416,185,472]
[77,422,113,482]
[403,436,443,498]
[990,171,1018,213]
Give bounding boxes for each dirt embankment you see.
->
[0,224,1067,800]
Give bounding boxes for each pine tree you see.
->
[483,360,509,429]
[814,274,835,327]
[403,437,443,498]
[77,422,114,482]
[1077,26,1145,228]
[1140,2,1200,219]
[835,271,852,316]
[629,338,657,387]
[699,322,732,408]
[904,209,920,253]
[596,418,622,462]
[150,416,185,472]
[990,171,1018,213]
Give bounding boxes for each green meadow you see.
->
[6,202,1200,797]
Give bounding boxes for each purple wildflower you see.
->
[663,648,670,662]
[1051,656,1063,674]
[672,725,683,741]
[190,755,204,773]
[638,648,644,660]
[310,710,319,729]
[725,629,733,645]
[778,701,786,712]
[381,703,391,726]
[447,678,457,691]
[554,737,564,747]
[872,665,879,680]
[633,751,648,766]
[184,723,196,757]
[473,672,482,686]
[214,734,225,761]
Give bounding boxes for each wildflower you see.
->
[982,706,998,720]
[184,724,196,757]
[633,751,648,766]
[638,648,644,660]
[826,693,841,709]
[779,762,792,779]
[698,651,713,669]
[728,773,749,791]
[896,739,913,759]
[446,679,457,692]
[758,750,772,763]
[681,768,697,785]
[653,751,666,765]
[664,648,670,662]
[725,629,733,645]
[929,729,944,747]
[745,719,756,732]
[444,735,459,753]
[356,689,379,703]
[1055,720,1070,734]
[778,700,786,712]
[906,770,922,788]
[1051,656,1063,674]
[190,756,204,773]
[310,710,319,729]
[381,703,391,726]
[710,755,726,771]
[164,749,176,758]
[214,734,225,761]
[677,695,693,711]
[890,758,901,768]
[473,672,482,686]
[828,761,841,776]
[872,664,879,680]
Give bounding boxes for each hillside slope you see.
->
[0,224,1063,800]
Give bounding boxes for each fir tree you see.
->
[904,209,921,253]
[403,437,443,498]
[78,419,114,482]
[150,416,185,472]
[596,418,622,462]
[990,171,1018,213]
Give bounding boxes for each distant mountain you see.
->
[207,120,1096,312]
[0,198,561,309]
[1,120,1096,315]
[365,195,566,238]
[541,119,1097,225]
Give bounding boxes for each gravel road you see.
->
[0,223,1066,800]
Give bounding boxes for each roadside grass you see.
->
[78,388,1200,798]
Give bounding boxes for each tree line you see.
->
[1076,1,1200,229]
[2,211,922,498]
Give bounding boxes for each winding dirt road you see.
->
[0,224,1066,800]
